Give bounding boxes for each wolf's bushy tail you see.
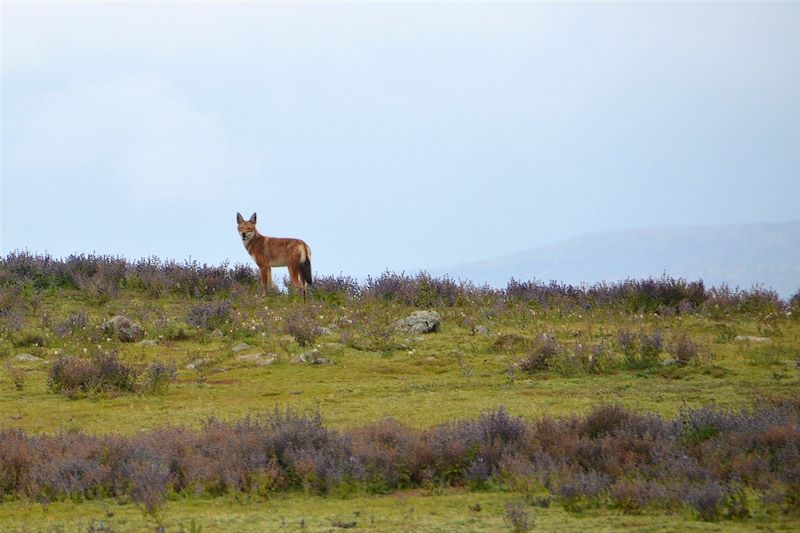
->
[300,245,312,287]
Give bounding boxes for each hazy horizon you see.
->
[3,3,799,279]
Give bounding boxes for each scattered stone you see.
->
[186,358,213,370]
[234,352,278,366]
[15,353,43,362]
[734,335,772,343]
[314,326,335,336]
[391,310,441,334]
[473,325,493,336]
[137,339,158,347]
[232,342,251,352]
[235,353,264,364]
[101,316,145,343]
[661,358,681,367]
[290,349,331,365]
[256,354,278,367]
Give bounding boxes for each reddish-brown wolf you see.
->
[236,212,312,301]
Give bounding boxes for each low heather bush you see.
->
[186,300,231,330]
[71,259,125,302]
[0,252,260,297]
[349,419,425,492]
[789,289,800,320]
[48,356,101,397]
[617,328,664,369]
[312,274,362,301]
[53,311,89,337]
[706,284,785,316]
[0,286,26,334]
[519,336,563,373]
[364,271,490,307]
[0,403,797,516]
[504,500,533,532]
[685,481,726,521]
[95,350,137,391]
[47,351,137,398]
[671,331,699,364]
[0,308,25,335]
[3,362,26,391]
[639,330,663,361]
[617,328,637,357]
[505,275,706,312]
[2,252,794,314]
[284,310,319,347]
[625,277,705,313]
[557,340,611,376]
[557,471,612,508]
[609,477,667,512]
[141,360,177,395]
[582,404,631,439]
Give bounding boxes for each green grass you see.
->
[3,300,797,433]
[1,287,799,529]
[1,491,798,532]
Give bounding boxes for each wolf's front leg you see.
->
[259,266,273,294]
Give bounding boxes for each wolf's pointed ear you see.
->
[236,212,244,224]
[249,213,257,224]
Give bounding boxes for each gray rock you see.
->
[235,353,264,363]
[210,329,224,338]
[137,339,158,347]
[473,325,493,336]
[15,353,43,362]
[314,326,335,336]
[102,316,145,343]
[734,335,772,343]
[232,342,251,352]
[256,354,278,367]
[661,358,681,367]
[186,358,212,370]
[391,310,442,334]
[290,349,331,365]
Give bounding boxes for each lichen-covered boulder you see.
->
[290,349,331,365]
[102,316,144,343]
[391,310,441,334]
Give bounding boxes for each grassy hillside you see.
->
[1,252,799,531]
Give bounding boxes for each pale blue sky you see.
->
[2,2,799,278]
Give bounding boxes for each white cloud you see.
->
[2,2,250,73]
[9,72,264,204]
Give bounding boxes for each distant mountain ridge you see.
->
[434,221,800,297]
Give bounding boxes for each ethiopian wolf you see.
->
[236,212,312,301]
